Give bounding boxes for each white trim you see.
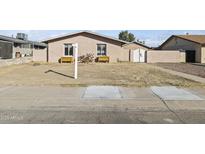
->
[63,43,74,56]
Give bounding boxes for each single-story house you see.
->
[0,33,47,59]
[39,31,150,63]
[159,35,205,63]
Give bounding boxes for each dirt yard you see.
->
[0,62,203,87]
[155,63,205,78]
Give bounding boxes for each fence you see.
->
[146,50,186,63]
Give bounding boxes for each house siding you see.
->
[47,33,129,63]
[160,37,202,63]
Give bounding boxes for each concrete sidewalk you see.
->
[0,86,205,123]
[0,86,164,110]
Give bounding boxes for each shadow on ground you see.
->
[45,70,74,79]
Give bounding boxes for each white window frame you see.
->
[97,44,107,56]
[64,44,74,56]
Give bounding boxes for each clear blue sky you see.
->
[1,30,205,47]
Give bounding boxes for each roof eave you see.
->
[123,41,151,49]
[41,31,129,44]
[159,35,205,49]
[158,35,175,49]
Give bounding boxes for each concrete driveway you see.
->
[1,86,205,124]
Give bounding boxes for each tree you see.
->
[118,30,135,42]
[128,33,135,42]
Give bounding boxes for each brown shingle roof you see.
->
[176,35,205,45]
[42,30,129,44]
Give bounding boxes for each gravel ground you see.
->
[155,63,205,78]
[0,62,203,87]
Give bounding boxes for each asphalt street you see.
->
[0,86,205,123]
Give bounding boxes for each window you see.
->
[64,44,73,56]
[97,44,107,56]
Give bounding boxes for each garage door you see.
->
[133,49,145,62]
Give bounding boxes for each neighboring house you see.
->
[159,35,205,63]
[0,33,47,59]
[40,31,150,63]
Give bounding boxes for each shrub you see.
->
[79,53,94,63]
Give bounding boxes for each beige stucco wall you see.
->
[146,50,185,63]
[180,51,186,63]
[33,48,47,62]
[47,33,129,63]
[201,47,205,63]
[161,37,202,63]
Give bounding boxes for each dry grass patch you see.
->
[0,62,203,87]
[155,63,205,78]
